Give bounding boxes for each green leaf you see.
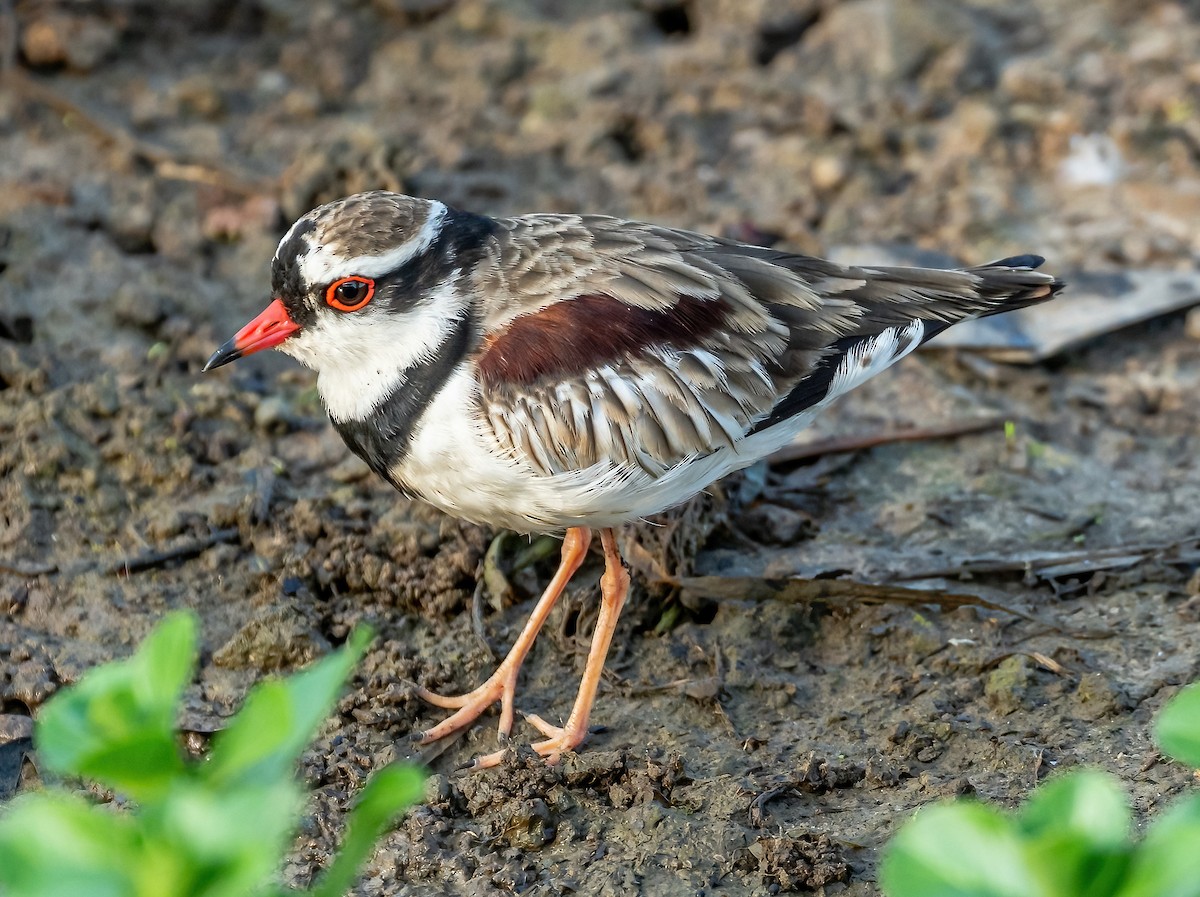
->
[1018,771,1129,845]
[206,625,374,788]
[144,778,303,897]
[35,613,196,801]
[1116,797,1200,897]
[881,801,1046,897]
[0,792,144,897]
[3,619,415,897]
[1156,682,1200,769]
[1017,772,1131,897]
[311,764,425,897]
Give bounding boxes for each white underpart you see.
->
[398,319,927,532]
[824,318,925,403]
[281,274,465,423]
[295,201,448,286]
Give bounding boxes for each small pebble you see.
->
[254,396,290,431]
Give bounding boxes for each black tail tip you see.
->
[987,253,1046,270]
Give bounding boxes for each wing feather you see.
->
[471,216,1063,476]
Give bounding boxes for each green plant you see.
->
[882,682,1200,897]
[0,613,424,897]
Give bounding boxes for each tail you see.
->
[786,251,1065,333]
[964,254,1066,318]
[747,254,1066,434]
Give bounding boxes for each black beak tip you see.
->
[202,338,241,373]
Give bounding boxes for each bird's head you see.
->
[203,191,450,378]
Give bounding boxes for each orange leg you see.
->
[415,526,592,745]
[472,527,630,769]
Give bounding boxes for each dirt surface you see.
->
[3,1,1200,894]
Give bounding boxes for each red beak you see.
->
[203,298,300,371]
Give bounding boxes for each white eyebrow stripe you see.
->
[295,200,448,286]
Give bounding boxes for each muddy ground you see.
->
[3,0,1200,894]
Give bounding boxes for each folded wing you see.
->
[471,215,1062,477]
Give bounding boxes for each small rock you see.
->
[810,154,847,191]
[113,284,168,331]
[985,655,1031,715]
[805,0,977,81]
[0,714,34,742]
[423,773,455,808]
[495,798,558,851]
[1000,55,1067,104]
[171,76,225,120]
[21,13,119,71]
[106,182,157,253]
[254,396,291,432]
[9,660,57,708]
[1070,672,1123,721]
[144,509,189,542]
[865,753,905,788]
[213,605,330,671]
[740,503,811,544]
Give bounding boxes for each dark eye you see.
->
[325,276,375,312]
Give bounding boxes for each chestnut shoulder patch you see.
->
[477,292,729,387]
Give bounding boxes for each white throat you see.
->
[281,275,467,423]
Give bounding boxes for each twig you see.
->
[679,573,1037,620]
[105,528,240,576]
[888,536,1200,583]
[0,559,57,577]
[768,415,1006,465]
[678,574,1115,639]
[470,575,498,660]
[3,68,266,196]
[981,650,1070,676]
[749,786,791,828]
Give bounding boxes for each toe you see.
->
[523,712,565,739]
[415,685,472,710]
[469,747,508,770]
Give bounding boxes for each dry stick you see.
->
[104,528,240,576]
[5,529,241,578]
[0,560,57,577]
[677,574,1114,639]
[2,68,266,196]
[767,415,1006,465]
[678,574,1033,619]
[888,535,1200,583]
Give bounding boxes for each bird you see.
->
[204,190,1064,769]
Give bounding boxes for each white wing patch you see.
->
[825,319,925,405]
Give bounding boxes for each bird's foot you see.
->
[466,712,590,770]
[414,664,520,744]
[414,526,595,757]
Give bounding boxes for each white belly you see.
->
[392,368,812,532]
[393,321,923,532]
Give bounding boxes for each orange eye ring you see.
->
[325,276,375,312]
